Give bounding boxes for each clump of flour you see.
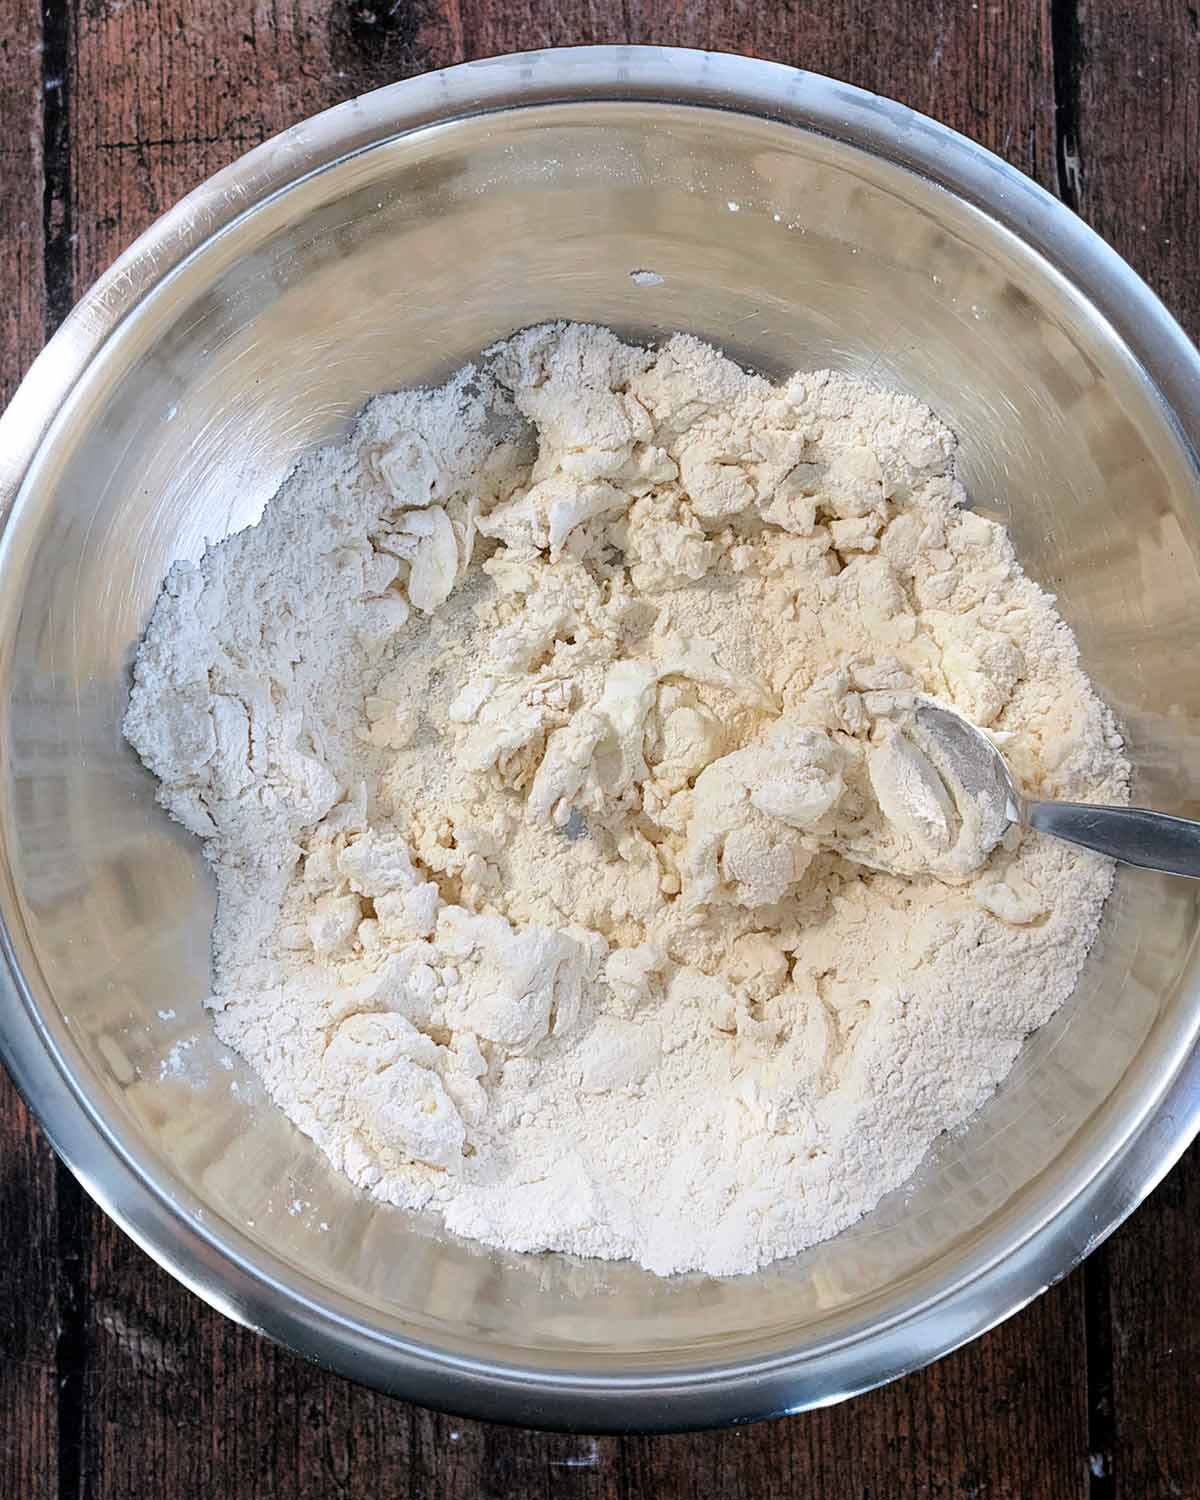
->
[125,323,1129,1276]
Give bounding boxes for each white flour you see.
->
[125,323,1128,1276]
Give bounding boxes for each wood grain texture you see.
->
[1071,0,1200,345]
[457,0,1060,187]
[0,4,58,1499]
[68,0,1063,300]
[0,1,1198,1496]
[65,1226,1093,1499]
[0,1076,59,1500]
[1067,10,1200,1496]
[0,0,45,399]
[1103,1156,1200,1499]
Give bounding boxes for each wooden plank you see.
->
[61,4,479,1496]
[71,0,325,283]
[457,0,1059,188]
[0,1077,59,1500]
[69,0,467,285]
[1070,0,1200,344]
[59,1245,1091,1499]
[466,1280,1089,1500]
[1102,1155,1200,1500]
[0,5,61,1499]
[0,0,46,402]
[58,3,1095,1498]
[1067,8,1200,1498]
[69,0,1063,291]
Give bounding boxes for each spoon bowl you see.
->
[917,702,1200,880]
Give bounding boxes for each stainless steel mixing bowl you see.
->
[3,46,1200,1432]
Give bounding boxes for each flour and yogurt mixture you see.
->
[125,323,1128,1276]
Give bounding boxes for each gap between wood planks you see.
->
[31,2,1117,1495]
[1047,12,1120,1490]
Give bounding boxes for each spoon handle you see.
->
[1024,800,1200,879]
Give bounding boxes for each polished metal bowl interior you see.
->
[3,48,1200,1431]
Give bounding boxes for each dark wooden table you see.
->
[2,3,1199,1495]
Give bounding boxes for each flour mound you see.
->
[125,323,1129,1277]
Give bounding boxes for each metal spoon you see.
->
[915,702,1200,879]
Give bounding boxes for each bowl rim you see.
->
[3,43,1200,1432]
